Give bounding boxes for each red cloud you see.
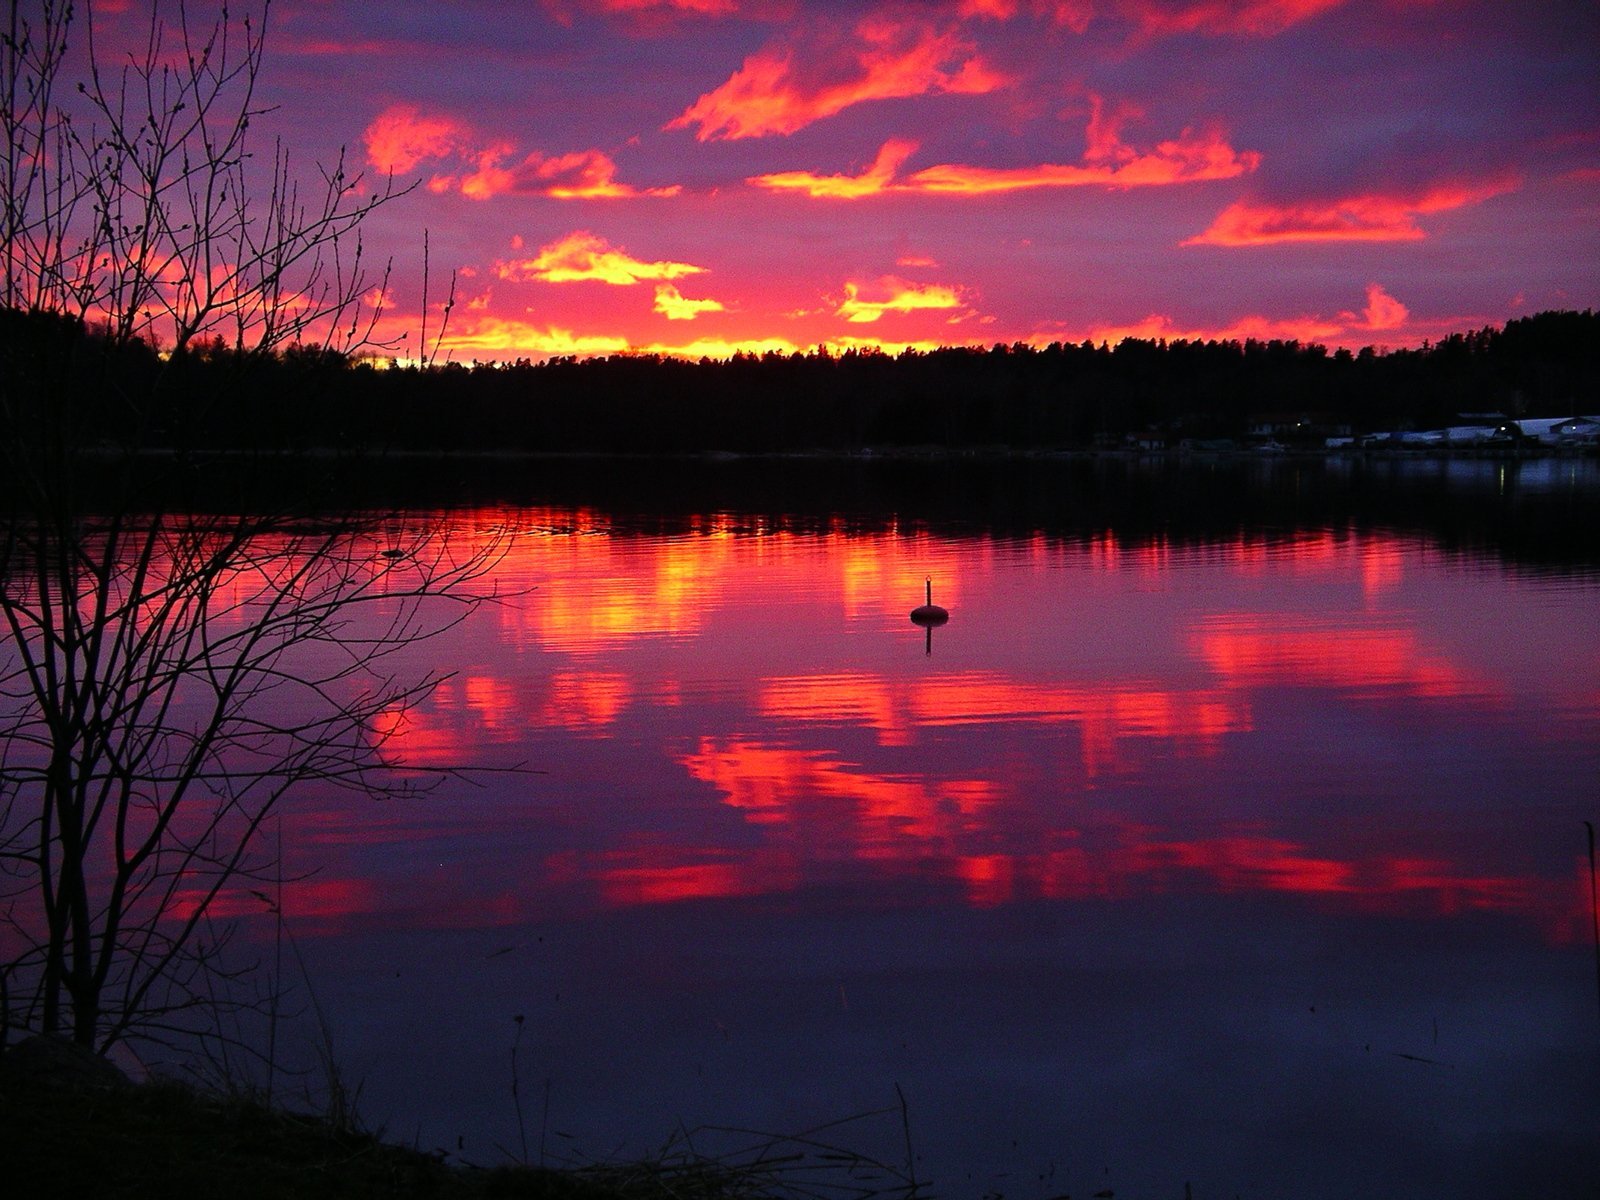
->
[1118,0,1346,37]
[363,104,467,174]
[749,95,1256,197]
[959,0,1020,17]
[550,0,739,16]
[667,15,1010,140]
[1039,283,1418,349]
[1185,176,1519,245]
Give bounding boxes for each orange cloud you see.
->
[751,96,1257,197]
[906,128,1256,192]
[836,278,966,323]
[667,16,1009,140]
[435,317,633,358]
[363,104,466,174]
[1185,176,1520,245]
[498,231,706,285]
[654,283,726,319]
[750,138,919,198]
[438,147,679,200]
[428,313,804,362]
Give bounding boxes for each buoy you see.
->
[910,577,949,626]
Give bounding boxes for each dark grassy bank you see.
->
[0,1040,921,1200]
[0,1068,615,1199]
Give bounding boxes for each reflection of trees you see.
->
[0,512,504,1050]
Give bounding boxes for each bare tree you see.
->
[0,512,505,1052]
[3,0,401,356]
[0,1,502,1054]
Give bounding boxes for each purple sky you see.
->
[86,1,1600,359]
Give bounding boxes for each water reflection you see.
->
[224,498,1599,1196]
[286,515,1593,935]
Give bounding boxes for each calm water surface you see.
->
[251,461,1596,1197]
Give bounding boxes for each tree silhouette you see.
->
[0,0,503,1054]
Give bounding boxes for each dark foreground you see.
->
[0,1069,595,1199]
[0,1039,924,1200]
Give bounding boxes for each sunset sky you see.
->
[91,1,1600,360]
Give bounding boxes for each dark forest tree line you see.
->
[3,306,1598,459]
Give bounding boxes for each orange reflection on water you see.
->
[758,673,916,745]
[948,836,1542,918]
[597,847,801,906]
[539,671,633,731]
[967,837,1535,916]
[1189,615,1498,701]
[909,675,1247,772]
[1093,837,1531,913]
[682,736,1001,846]
[372,698,470,766]
[214,514,1586,941]
[463,675,521,734]
[176,875,382,933]
[760,672,1250,771]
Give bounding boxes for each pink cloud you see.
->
[1350,282,1409,331]
[1038,285,1426,350]
[546,0,740,19]
[952,0,1340,35]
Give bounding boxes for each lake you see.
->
[231,456,1599,1197]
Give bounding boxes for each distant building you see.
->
[1247,414,1352,445]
